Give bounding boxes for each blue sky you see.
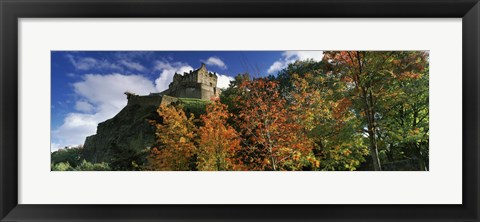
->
[51,51,324,151]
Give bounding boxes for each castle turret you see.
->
[200,63,207,71]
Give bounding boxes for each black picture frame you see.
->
[1,0,479,221]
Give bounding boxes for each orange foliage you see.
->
[197,99,243,170]
[332,98,353,120]
[234,79,313,170]
[148,104,197,171]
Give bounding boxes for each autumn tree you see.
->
[323,51,429,170]
[197,99,242,171]
[220,73,251,115]
[275,59,327,99]
[233,78,314,171]
[288,72,369,170]
[148,104,197,171]
[273,60,368,170]
[379,54,429,170]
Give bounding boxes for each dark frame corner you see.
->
[1,0,479,221]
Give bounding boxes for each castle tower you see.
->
[159,63,219,100]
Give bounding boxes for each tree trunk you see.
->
[418,157,427,171]
[412,142,428,171]
[271,156,277,171]
[368,128,382,171]
[353,51,382,171]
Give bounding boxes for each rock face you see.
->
[82,102,159,163]
[82,94,179,164]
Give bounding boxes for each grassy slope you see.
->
[178,98,210,118]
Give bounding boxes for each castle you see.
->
[153,63,219,100]
[127,63,220,106]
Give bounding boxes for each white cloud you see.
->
[217,74,234,89]
[114,51,154,60]
[119,60,146,72]
[52,73,156,150]
[74,100,95,113]
[52,113,99,150]
[267,61,286,75]
[267,51,324,74]
[51,143,62,152]
[73,74,156,109]
[66,55,96,70]
[203,56,227,69]
[154,61,193,92]
[283,51,324,61]
[66,54,123,71]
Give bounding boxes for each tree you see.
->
[109,142,148,171]
[233,78,313,171]
[197,99,242,170]
[51,146,84,168]
[51,162,74,171]
[51,160,110,171]
[288,72,368,170]
[323,51,429,170]
[379,54,429,170]
[75,160,111,171]
[148,104,197,171]
[220,73,251,115]
[275,59,328,99]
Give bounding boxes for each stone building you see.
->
[155,63,219,100]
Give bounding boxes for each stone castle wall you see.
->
[127,95,164,106]
[161,63,219,100]
[126,94,179,107]
[200,84,217,100]
[160,95,179,105]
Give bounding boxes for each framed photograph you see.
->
[1,0,478,221]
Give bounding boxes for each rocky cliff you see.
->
[81,94,208,168]
[82,102,160,164]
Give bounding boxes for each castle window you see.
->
[210,83,213,87]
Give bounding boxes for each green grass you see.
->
[178,98,210,118]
